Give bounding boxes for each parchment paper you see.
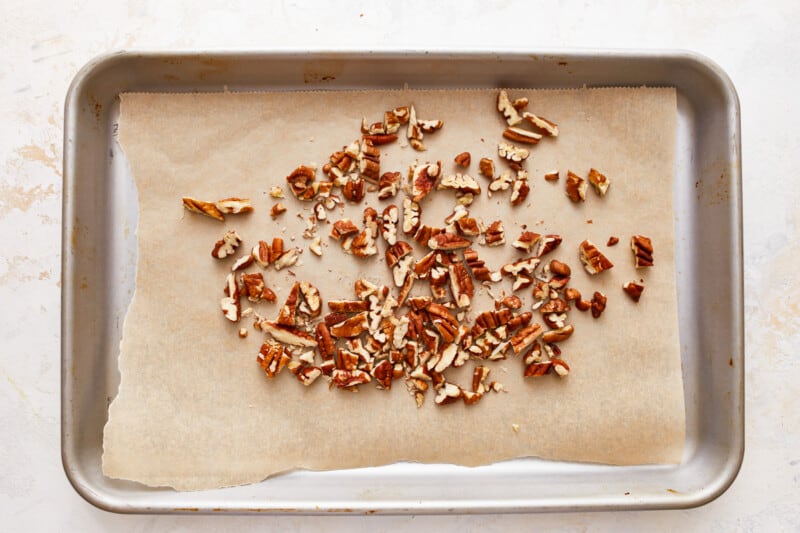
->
[103,87,684,491]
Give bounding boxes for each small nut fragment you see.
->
[497,142,529,163]
[454,152,471,167]
[631,235,654,268]
[591,291,607,318]
[402,198,421,236]
[309,236,323,256]
[544,170,559,182]
[522,112,559,137]
[484,220,506,247]
[377,171,401,200]
[607,236,619,246]
[623,281,645,302]
[182,197,225,221]
[512,231,540,253]
[269,186,285,198]
[238,327,248,338]
[510,178,530,206]
[502,127,542,145]
[478,158,495,180]
[270,203,287,218]
[437,173,481,195]
[565,171,587,202]
[497,89,523,126]
[211,230,242,259]
[410,161,442,202]
[579,240,614,275]
[216,197,254,215]
[588,168,610,196]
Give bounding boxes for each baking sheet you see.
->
[102,86,684,491]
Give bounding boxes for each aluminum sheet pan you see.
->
[61,50,743,514]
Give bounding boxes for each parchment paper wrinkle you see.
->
[103,88,684,491]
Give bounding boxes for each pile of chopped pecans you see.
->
[181,90,655,408]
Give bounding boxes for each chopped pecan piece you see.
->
[564,287,582,302]
[332,369,372,388]
[472,366,491,393]
[377,171,401,200]
[257,341,291,378]
[478,157,495,180]
[541,324,574,344]
[588,168,610,196]
[536,234,562,257]
[406,105,443,151]
[540,298,569,314]
[329,312,369,338]
[428,233,472,251]
[434,382,464,405]
[510,177,530,206]
[241,272,275,303]
[298,281,322,318]
[551,358,570,377]
[607,236,619,246]
[358,139,381,182]
[455,216,481,237]
[260,321,317,347]
[342,177,366,202]
[269,186,285,198]
[414,251,436,279]
[231,254,254,272]
[410,161,442,202]
[623,281,645,302]
[327,300,370,313]
[565,171,587,202]
[497,89,523,126]
[497,142,530,164]
[216,197,254,215]
[631,235,654,267]
[454,152,471,167]
[500,256,540,277]
[464,248,501,282]
[371,359,394,389]
[522,112,559,137]
[272,247,301,270]
[512,231,540,253]
[362,133,397,146]
[591,291,607,318]
[269,203,287,218]
[510,323,543,354]
[182,197,225,221]
[544,170,559,182]
[579,240,614,275]
[549,260,571,276]
[220,273,240,322]
[524,360,552,377]
[276,283,300,326]
[211,230,242,259]
[286,165,318,201]
[484,220,505,246]
[449,262,474,308]
[488,170,514,195]
[413,225,442,246]
[330,218,360,240]
[315,322,336,360]
[503,127,542,145]
[385,241,414,268]
[402,198,421,235]
[437,173,481,195]
[309,236,323,256]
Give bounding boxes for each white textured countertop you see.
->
[1,1,797,530]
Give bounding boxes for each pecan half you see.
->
[211,230,242,259]
[579,240,614,275]
[182,197,225,221]
[510,323,543,354]
[541,324,574,344]
[631,235,654,267]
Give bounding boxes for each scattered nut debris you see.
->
[269,186,285,198]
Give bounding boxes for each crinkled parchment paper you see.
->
[103,87,684,491]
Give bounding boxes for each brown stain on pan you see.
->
[303,59,345,84]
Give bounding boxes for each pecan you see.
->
[428,233,472,251]
[429,343,458,374]
[472,365,491,393]
[484,220,505,246]
[406,296,432,311]
[512,97,529,111]
[330,218,360,240]
[329,312,369,338]
[510,177,530,206]
[286,164,318,201]
[510,323,543,354]
[540,298,569,314]
[182,197,225,221]
[503,127,542,145]
[541,324,574,344]
[295,366,323,386]
[231,254,254,272]
[257,341,291,378]
[607,236,619,246]
[410,161,442,202]
[342,177,366,202]
[488,170,514,195]
[496,295,522,310]
[549,259,571,277]
[579,240,614,275]
[414,251,436,279]
[315,322,336,360]
[385,241,414,268]
[332,369,371,388]
[497,142,529,164]
[543,312,567,329]
[238,327,248,338]
[434,382,464,405]
[448,262,474,308]
[500,256,540,277]
[565,171,587,202]
[623,280,645,302]
[251,240,272,267]
[478,157,495,180]
[272,247,301,270]
[544,170,559,182]
[349,229,378,257]
[241,272,275,303]
[407,105,443,151]
[437,173,481,195]
[564,287,582,302]
[511,272,534,292]
[536,234,562,257]
[327,300,370,313]
[220,273,241,322]
[363,133,397,146]
[524,360,552,378]
[397,269,416,307]
[298,281,321,317]
[402,198,421,235]
[575,298,592,312]
[309,236,323,256]
[215,197,253,215]
[371,359,394,389]
[358,139,381,182]
[588,168,610,196]
[211,230,242,259]
[551,358,570,377]
[497,89,523,126]
[455,217,481,237]
[464,248,501,282]
[454,151,471,167]
[261,321,317,347]
[269,186,285,198]
[631,235,654,267]
[335,349,359,371]
[444,204,468,225]
[591,291,607,318]
[522,112,559,137]
[377,171,401,200]
[512,231,540,253]
[413,225,442,246]
[276,283,300,326]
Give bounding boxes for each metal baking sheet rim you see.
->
[61,49,744,514]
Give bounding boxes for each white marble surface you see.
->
[1,1,797,530]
